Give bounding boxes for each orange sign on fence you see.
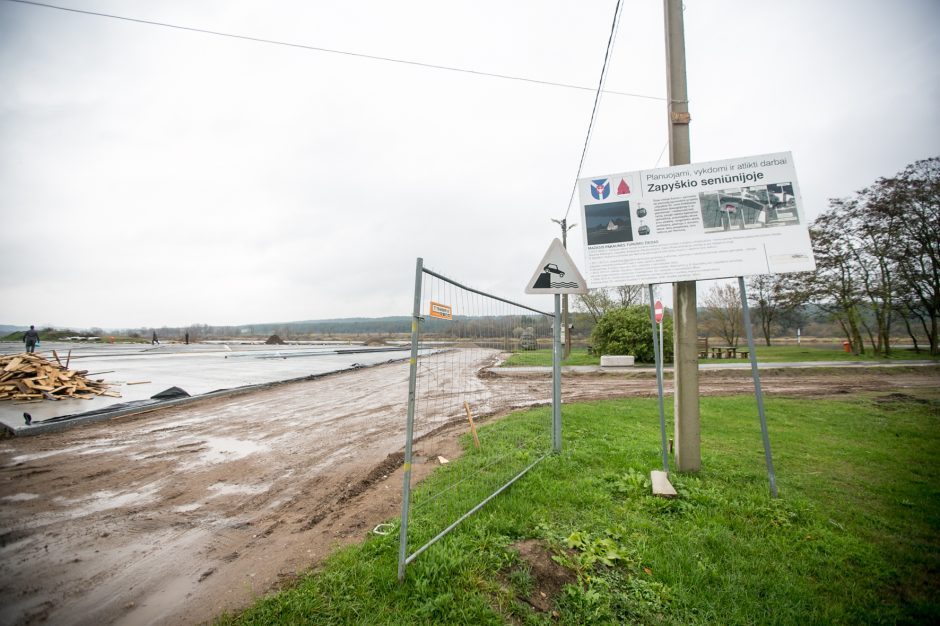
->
[429,301,453,320]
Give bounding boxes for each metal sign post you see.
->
[738,276,778,498]
[648,285,670,473]
[654,297,665,367]
[525,238,588,456]
[552,294,562,453]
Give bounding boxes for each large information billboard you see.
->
[578,151,816,287]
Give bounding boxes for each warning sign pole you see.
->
[526,238,587,455]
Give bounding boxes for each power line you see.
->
[654,140,669,168]
[3,0,666,102]
[561,0,624,221]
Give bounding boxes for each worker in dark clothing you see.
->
[152,331,159,345]
[23,326,39,353]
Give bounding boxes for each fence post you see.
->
[398,258,424,581]
[738,276,778,498]
[552,294,562,453]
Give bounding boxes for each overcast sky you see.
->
[2,0,938,329]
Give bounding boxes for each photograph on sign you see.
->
[429,301,453,320]
[578,152,816,287]
[585,201,633,245]
[699,182,799,233]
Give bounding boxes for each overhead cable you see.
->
[4,0,665,102]
[561,0,624,220]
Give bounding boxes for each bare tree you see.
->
[575,289,613,323]
[613,285,645,307]
[875,157,940,355]
[747,274,786,346]
[575,285,644,323]
[837,191,900,355]
[801,207,868,354]
[701,283,743,346]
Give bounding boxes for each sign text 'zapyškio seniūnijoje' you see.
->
[578,151,816,287]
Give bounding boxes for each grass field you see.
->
[500,344,939,367]
[501,348,599,367]
[222,391,940,625]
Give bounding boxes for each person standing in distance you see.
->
[23,326,39,353]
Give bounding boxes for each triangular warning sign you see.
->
[525,239,589,295]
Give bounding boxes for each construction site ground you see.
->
[0,342,413,432]
[1,353,938,625]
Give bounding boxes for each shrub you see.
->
[590,305,673,363]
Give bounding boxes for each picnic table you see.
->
[711,346,750,359]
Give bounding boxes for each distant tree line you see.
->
[705,157,938,355]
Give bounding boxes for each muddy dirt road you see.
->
[1,355,937,625]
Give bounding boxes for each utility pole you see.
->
[664,0,700,471]
[551,218,576,358]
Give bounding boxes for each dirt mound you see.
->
[874,392,932,406]
[509,539,577,612]
[265,334,286,345]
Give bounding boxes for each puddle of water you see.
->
[53,482,163,517]
[6,444,96,464]
[180,436,269,469]
[79,445,130,455]
[0,535,35,556]
[2,493,39,502]
[207,482,271,498]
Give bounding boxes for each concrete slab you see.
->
[600,355,635,367]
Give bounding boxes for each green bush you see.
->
[590,305,673,363]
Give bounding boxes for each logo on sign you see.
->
[590,179,611,200]
[429,301,453,320]
[617,179,631,195]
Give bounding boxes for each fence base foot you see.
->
[651,470,677,498]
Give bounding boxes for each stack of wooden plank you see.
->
[0,353,121,403]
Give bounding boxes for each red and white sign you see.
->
[654,300,664,324]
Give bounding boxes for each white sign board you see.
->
[525,238,588,295]
[578,151,816,286]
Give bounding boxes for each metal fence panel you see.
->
[398,259,553,579]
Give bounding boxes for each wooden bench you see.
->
[697,337,709,358]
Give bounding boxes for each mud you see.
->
[0,355,937,625]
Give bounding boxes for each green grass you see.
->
[501,348,600,367]
[499,344,939,367]
[221,392,940,625]
[753,343,939,362]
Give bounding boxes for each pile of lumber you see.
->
[0,353,121,403]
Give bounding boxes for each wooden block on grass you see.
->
[651,470,677,499]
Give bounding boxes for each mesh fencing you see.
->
[398,262,555,578]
